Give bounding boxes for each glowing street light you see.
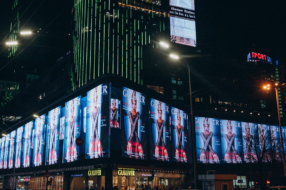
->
[2,133,6,137]
[5,41,18,45]
[159,41,169,48]
[20,31,32,35]
[33,114,39,118]
[170,54,179,60]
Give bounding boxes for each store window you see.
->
[70,176,105,190]
[233,176,247,189]
[16,176,30,190]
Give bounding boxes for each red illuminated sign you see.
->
[251,52,267,61]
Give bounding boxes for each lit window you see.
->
[218,101,222,104]
[195,97,200,102]
[178,81,183,85]
[241,111,244,113]
[250,112,252,115]
[178,96,184,100]
[215,108,217,110]
[233,110,236,112]
[173,95,177,99]
[200,97,203,102]
[171,77,176,84]
[172,90,177,94]
[258,113,260,116]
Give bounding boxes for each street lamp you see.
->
[33,114,39,118]
[263,83,286,176]
[169,53,197,188]
[20,31,32,35]
[159,41,169,48]
[5,41,18,45]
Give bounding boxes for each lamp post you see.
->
[169,53,197,189]
[264,83,286,176]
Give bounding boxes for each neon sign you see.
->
[247,52,272,64]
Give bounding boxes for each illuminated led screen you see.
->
[22,121,33,168]
[121,87,147,160]
[110,98,120,129]
[150,99,171,161]
[0,138,3,169]
[15,127,23,168]
[85,84,110,159]
[196,116,285,164]
[46,108,60,165]
[63,97,81,163]
[33,115,45,167]
[171,107,189,163]
[170,0,196,47]
[8,131,16,169]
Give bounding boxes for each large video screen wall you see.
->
[0,82,230,172]
[196,117,285,164]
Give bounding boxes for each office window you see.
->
[173,95,177,99]
[178,81,183,85]
[147,85,164,94]
[171,77,176,84]
[195,97,200,102]
[172,90,177,94]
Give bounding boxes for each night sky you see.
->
[0,0,286,76]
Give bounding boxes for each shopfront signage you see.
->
[118,168,135,176]
[247,52,272,64]
[88,169,101,176]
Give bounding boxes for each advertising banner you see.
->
[170,0,196,47]
[110,99,120,129]
[195,117,221,164]
[63,97,81,163]
[171,107,189,163]
[241,122,258,163]
[46,107,60,165]
[122,87,146,160]
[15,127,23,168]
[33,115,45,167]
[220,120,243,163]
[258,124,271,162]
[8,131,16,169]
[150,99,170,161]
[3,134,9,169]
[22,121,33,168]
[270,125,281,161]
[85,84,110,159]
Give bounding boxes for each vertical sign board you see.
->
[150,99,171,161]
[85,83,110,159]
[63,97,81,163]
[122,87,147,160]
[33,115,46,167]
[220,120,243,163]
[241,122,258,163]
[22,121,33,168]
[170,0,196,47]
[15,127,23,168]
[46,107,60,165]
[283,126,286,161]
[171,107,189,163]
[195,117,221,164]
[8,131,16,169]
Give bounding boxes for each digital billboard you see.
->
[258,124,271,162]
[8,130,16,169]
[33,115,45,167]
[270,125,281,161]
[110,99,120,129]
[0,138,2,169]
[85,84,110,159]
[171,107,189,163]
[170,0,196,47]
[220,120,243,164]
[195,117,221,164]
[59,107,65,140]
[63,97,81,163]
[122,87,146,160]
[23,121,33,168]
[46,107,60,165]
[15,127,23,168]
[283,126,286,160]
[241,122,258,163]
[3,134,9,169]
[150,99,170,161]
